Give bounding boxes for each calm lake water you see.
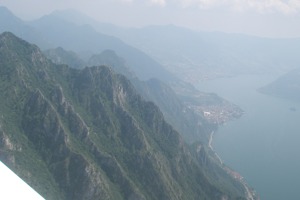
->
[197,74,300,200]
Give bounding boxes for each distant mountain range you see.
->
[106,25,300,82]
[3,7,300,85]
[0,6,246,141]
[43,46,242,143]
[0,6,259,199]
[0,32,251,200]
[44,47,86,69]
[0,6,174,82]
[50,9,300,82]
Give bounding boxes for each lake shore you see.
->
[208,131,223,165]
[208,131,258,200]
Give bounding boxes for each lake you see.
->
[197,74,300,200]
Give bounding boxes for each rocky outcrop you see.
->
[0,32,253,200]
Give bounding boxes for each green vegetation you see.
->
[0,32,249,199]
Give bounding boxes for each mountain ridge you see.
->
[0,6,176,82]
[0,32,251,200]
[0,7,244,139]
[44,46,243,143]
[258,68,300,102]
[52,10,300,82]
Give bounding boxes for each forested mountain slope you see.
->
[0,32,249,199]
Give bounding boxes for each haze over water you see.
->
[197,74,300,200]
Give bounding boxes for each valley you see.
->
[1,3,300,200]
[0,31,252,200]
[197,74,300,200]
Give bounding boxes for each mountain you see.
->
[258,68,300,102]
[0,6,46,48]
[88,50,136,79]
[43,47,86,69]
[0,32,253,199]
[85,50,242,143]
[0,6,176,82]
[44,47,242,143]
[50,9,119,33]
[132,78,215,143]
[0,6,25,32]
[101,24,300,82]
[37,8,300,96]
[88,51,212,142]
[0,7,243,134]
[28,14,177,82]
[52,9,300,83]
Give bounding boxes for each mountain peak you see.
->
[0,32,252,200]
[0,6,18,18]
[0,31,16,39]
[0,31,42,59]
[0,32,50,79]
[0,31,32,57]
[0,7,24,31]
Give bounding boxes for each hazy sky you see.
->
[1,0,300,38]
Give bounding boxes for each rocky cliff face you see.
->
[43,48,218,143]
[0,32,249,200]
[44,46,243,143]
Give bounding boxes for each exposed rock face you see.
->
[45,47,242,144]
[0,32,250,200]
[87,51,217,143]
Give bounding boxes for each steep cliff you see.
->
[0,32,248,199]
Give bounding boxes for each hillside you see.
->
[54,9,300,83]
[43,47,85,69]
[258,68,300,102]
[0,32,251,199]
[0,6,176,82]
[45,47,242,143]
[103,25,300,82]
[0,7,244,135]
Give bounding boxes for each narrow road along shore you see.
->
[208,131,223,165]
[208,131,257,200]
